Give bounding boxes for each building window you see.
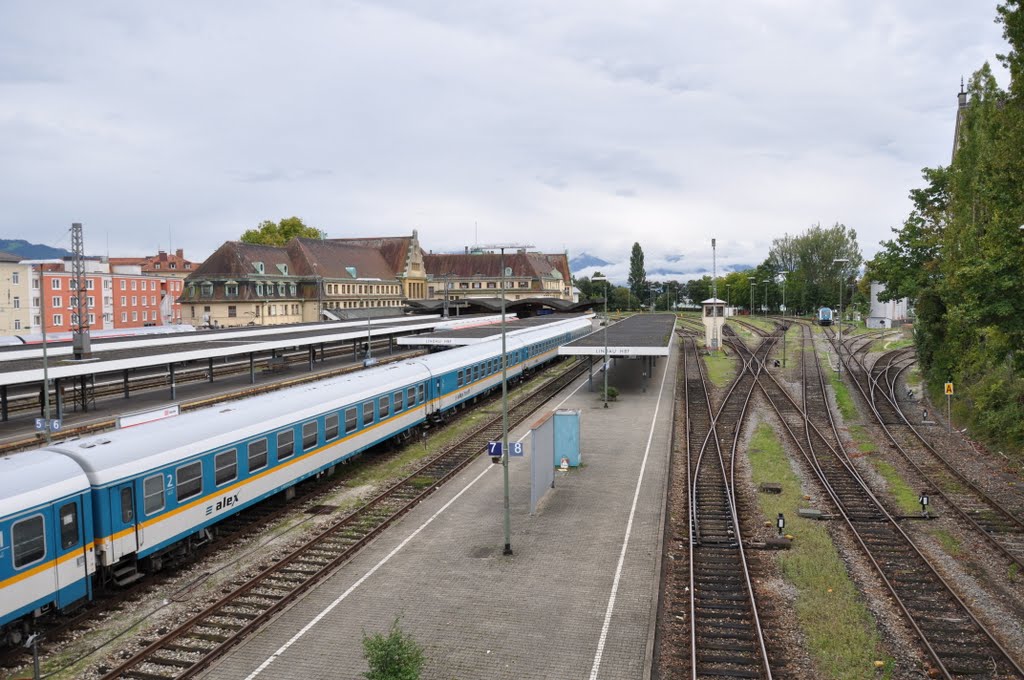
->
[519,281,529,288]
[14,319,21,330]
[132,311,138,321]
[12,296,19,309]
[121,312,127,322]
[225,283,238,296]
[131,280,137,290]
[86,279,94,290]
[52,278,61,290]
[51,296,61,308]
[88,313,95,324]
[87,296,94,308]
[228,305,237,317]
[120,280,127,290]
[142,311,148,321]
[150,281,156,290]
[53,313,62,326]
[11,272,18,284]
[131,296,137,305]
[201,282,213,297]
[170,262,177,269]
[486,282,496,289]
[154,263,161,269]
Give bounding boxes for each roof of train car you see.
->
[0,451,91,519]
[47,317,592,486]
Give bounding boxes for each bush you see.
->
[602,386,619,401]
[362,618,425,680]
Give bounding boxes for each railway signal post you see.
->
[944,382,954,433]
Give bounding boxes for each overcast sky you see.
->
[0,1,1009,281]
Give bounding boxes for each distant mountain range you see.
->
[0,239,72,259]
[569,252,611,270]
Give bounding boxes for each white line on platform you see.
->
[588,345,672,680]
[241,363,593,679]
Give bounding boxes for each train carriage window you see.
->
[362,401,374,425]
[302,421,318,451]
[379,396,390,419]
[12,515,45,569]
[456,369,464,387]
[277,430,295,460]
[121,487,134,523]
[215,450,238,486]
[59,502,79,550]
[394,391,404,412]
[248,439,268,472]
[344,407,358,434]
[325,414,339,440]
[407,387,416,406]
[176,461,203,502]
[144,474,165,515]
[418,383,425,404]
[472,365,479,382]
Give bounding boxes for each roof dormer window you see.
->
[253,261,265,274]
[276,263,289,275]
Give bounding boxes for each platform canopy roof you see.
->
[559,313,675,358]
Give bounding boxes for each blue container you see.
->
[553,409,581,467]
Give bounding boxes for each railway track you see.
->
[94,358,591,680]
[738,323,1024,678]
[659,330,775,679]
[823,330,1024,569]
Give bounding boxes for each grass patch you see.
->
[931,528,963,557]
[747,423,891,679]
[847,425,875,456]
[820,350,859,422]
[702,351,736,387]
[868,458,921,515]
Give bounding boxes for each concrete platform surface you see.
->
[199,345,677,680]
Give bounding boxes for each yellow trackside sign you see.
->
[944,382,954,396]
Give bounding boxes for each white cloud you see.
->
[0,0,1009,270]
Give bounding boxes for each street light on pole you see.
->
[593,275,610,408]
[762,280,770,320]
[780,271,789,367]
[833,258,849,378]
[479,243,532,557]
[748,276,755,316]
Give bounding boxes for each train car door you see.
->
[108,484,141,560]
[52,497,90,606]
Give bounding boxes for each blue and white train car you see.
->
[817,307,834,326]
[0,453,96,642]
[29,316,592,589]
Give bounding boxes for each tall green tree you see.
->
[627,242,647,305]
[240,216,324,246]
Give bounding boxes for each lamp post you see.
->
[833,258,849,377]
[748,276,755,316]
[480,243,532,557]
[593,275,610,408]
[726,284,731,312]
[762,280,770,319]
[780,271,789,367]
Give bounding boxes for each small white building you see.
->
[702,297,727,349]
[867,281,909,329]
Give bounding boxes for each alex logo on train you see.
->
[205,493,240,516]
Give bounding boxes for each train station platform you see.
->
[559,313,676,358]
[198,337,678,679]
